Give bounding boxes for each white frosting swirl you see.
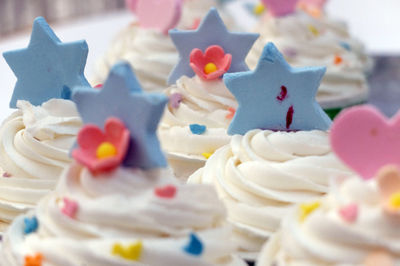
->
[0,99,81,231]
[159,76,237,179]
[246,11,371,109]
[259,177,400,266]
[188,129,352,254]
[2,163,245,265]
[93,26,177,92]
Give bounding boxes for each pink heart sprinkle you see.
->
[169,93,183,108]
[61,198,79,218]
[2,172,11,178]
[339,203,358,223]
[154,185,177,199]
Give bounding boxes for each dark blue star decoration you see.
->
[72,62,168,169]
[225,42,332,135]
[167,7,259,84]
[3,17,90,108]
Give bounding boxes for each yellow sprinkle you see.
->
[112,241,142,261]
[204,63,218,74]
[253,3,265,15]
[308,25,319,36]
[299,202,320,222]
[390,193,400,209]
[96,142,117,159]
[202,152,213,159]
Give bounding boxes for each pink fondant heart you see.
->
[154,185,177,199]
[261,0,299,17]
[330,105,400,180]
[136,0,183,35]
[338,203,358,223]
[125,0,138,13]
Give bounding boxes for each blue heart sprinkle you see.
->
[183,233,203,256]
[24,216,38,235]
[339,41,351,51]
[190,124,206,135]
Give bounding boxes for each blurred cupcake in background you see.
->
[246,0,372,118]
[93,0,234,92]
[159,8,259,180]
[0,17,87,231]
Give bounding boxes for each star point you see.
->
[167,8,259,84]
[3,16,89,108]
[225,42,331,135]
[72,62,168,169]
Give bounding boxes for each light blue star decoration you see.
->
[168,8,259,84]
[225,42,332,135]
[72,62,168,169]
[3,17,90,108]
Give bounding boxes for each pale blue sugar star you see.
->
[225,42,332,135]
[3,17,90,108]
[167,8,259,84]
[72,62,168,169]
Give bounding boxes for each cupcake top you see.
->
[159,8,258,178]
[246,0,370,108]
[0,16,88,230]
[259,105,400,265]
[1,62,245,266]
[189,41,340,256]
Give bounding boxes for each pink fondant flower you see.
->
[72,117,130,173]
[377,165,400,218]
[190,45,232,81]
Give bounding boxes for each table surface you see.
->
[1,1,400,121]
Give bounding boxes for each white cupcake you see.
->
[246,2,371,118]
[92,0,233,91]
[159,8,258,180]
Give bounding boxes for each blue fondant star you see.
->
[3,17,89,108]
[225,42,332,135]
[72,62,168,169]
[167,8,259,84]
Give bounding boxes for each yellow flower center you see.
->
[300,202,320,222]
[202,152,213,159]
[253,3,265,15]
[204,63,218,74]
[308,25,319,36]
[96,142,117,159]
[389,192,400,209]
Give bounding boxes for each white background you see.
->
[0,0,399,121]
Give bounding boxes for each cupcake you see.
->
[246,0,371,118]
[0,17,88,231]
[159,8,259,180]
[1,62,245,266]
[260,105,400,265]
[188,42,352,258]
[93,0,232,91]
